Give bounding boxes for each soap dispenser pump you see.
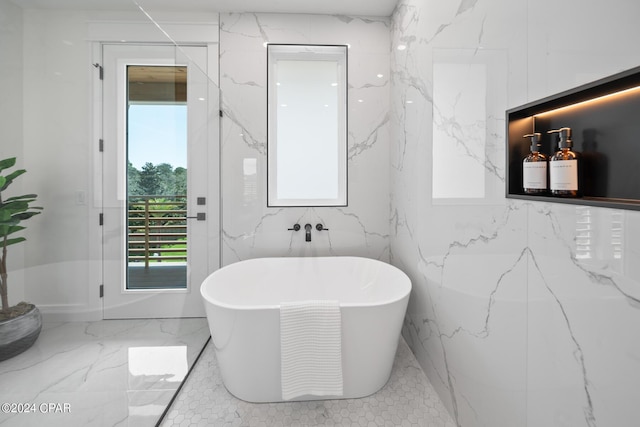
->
[522,132,547,194]
[548,127,580,197]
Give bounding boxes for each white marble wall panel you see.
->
[526,1,640,426]
[391,0,640,426]
[219,13,390,265]
[527,0,640,100]
[399,204,529,427]
[527,204,640,427]
[391,1,528,426]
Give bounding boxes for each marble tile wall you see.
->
[390,0,640,426]
[219,13,391,265]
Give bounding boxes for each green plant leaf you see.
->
[1,237,26,247]
[0,210,11,222]
[0,200,29,214]
[4,194,38,203]
[0,157,40,255]
[12,211,41,221]
[0,225,25,237]
[0,169,25,192]
[0,157,16,172]
[0,200,38,211]
[0,217,19,227]
[0,224,16,236]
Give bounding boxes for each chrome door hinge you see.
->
[93,63,103,80]
[99,284,104,298]
[99,213,104,226]
[99,139,104,152]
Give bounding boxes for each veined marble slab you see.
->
[0,318,209,427]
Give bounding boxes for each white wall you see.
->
[0,0,25,305]
[219,13,390,264]
[391,0,640,426]
[21,9,100,319]
[0,1,23,160]
[18,8,219,320]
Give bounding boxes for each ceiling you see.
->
[11,0,400,17]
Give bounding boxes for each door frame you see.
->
[89,21,220,320]
[102,44,211,318]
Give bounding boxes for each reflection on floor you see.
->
[160,338,455,427]
[0,318,455,427]
[0,318,209,427]
[128,264,187,289]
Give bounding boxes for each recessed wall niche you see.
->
[506,65,640,210]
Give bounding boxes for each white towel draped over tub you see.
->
[279,300,343,401]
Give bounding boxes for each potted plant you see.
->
[0,157,43,361]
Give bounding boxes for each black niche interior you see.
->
[506,65,640,211]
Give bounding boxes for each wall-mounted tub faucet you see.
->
[304,224,312,242]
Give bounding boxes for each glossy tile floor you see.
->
[0,318,454,426]
[0,318,210,427]
[161,337,455,427]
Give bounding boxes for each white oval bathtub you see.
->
[200,256,411,403]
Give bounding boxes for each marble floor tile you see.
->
[0,318,210,427]
[1,319,453,426]
[160,337,455,427]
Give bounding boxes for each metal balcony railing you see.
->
[127,195,187,268]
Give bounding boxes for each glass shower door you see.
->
[101,44,216,319]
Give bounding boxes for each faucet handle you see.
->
[316,223,329,231]
[288,224,301,231]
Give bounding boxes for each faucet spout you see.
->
[304,224,312,242]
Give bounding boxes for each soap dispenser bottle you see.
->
[548,127,580,197]
[522,132,547,194]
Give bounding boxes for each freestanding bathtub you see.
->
[200,256,411,403]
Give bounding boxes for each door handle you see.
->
[186,212,206,221]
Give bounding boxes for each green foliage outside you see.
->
[161,240,187,258]
[128,161,186,197]
[127,162,188,264]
